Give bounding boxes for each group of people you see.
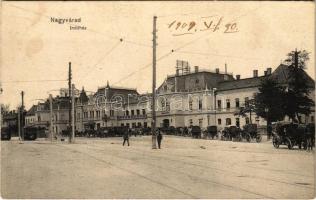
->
[123,129,163,148]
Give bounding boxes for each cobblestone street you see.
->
[1,136,315,199]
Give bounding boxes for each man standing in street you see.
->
[157,129,163,149]
[123,129,130,146]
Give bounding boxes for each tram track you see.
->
[56,144,278,198]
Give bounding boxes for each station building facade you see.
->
[73,61,315,132]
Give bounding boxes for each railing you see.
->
[117,115,147,120]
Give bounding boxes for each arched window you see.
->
[226,118,231,125]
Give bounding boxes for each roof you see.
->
[26,105,37,116]
[94,83,139,102]
[218,76,267,91]
[157,70,234,94]
[270,64,315,88]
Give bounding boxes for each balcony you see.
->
[117,114,147,120]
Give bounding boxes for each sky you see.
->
[1,1,315,110]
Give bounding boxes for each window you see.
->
[142,109,146,115]
[245,97,249,107]
[96,111,100,118]
[189,99,193,110]
[131,110,134,116]
[189,119,193,126]
[90,111,94,118]
[136,109,140,116]
[160,98,166,110]
[110,110,114,116]
[166,101,170,111]
[132,123,136,128]
[226,99,230,109]
[236,118,240,127]
[245,117,250,124]
[121,123,124,127]
[235,98,240,108]
[217,100,222,109]
[137,122,142,127]
[199,119,203,127]
[126,123,130,128]
[217,118,222,125]
[226,118,231,126]
[144,122,148,128]
[198,98,202,110]
[126,110,129,116]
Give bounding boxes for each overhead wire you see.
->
[77,40,122,83]
[112,6,262,86]
[174,50,275,61]
[1,79,67,84]
[7,4,153,49]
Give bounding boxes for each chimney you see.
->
[194,66,199,73]
[267,68,272,75]
[264,71,267,76]
[253,70,258,77]
[215,68,220,74]
[236,75,240,80]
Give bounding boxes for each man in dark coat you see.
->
[157,130,163,149]
[123,129,130,146]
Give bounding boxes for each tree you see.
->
[283,49,314,123]
[234,99,256,124]
[1,104,10,115]
[254,77,286,129]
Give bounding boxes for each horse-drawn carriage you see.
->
[242,124,262,142]
[205,126,218,139]
[23,126,47,140]
[190,126,201,139]
[221,126,241,141]
[272,122,314,150]
[221,124,261,142]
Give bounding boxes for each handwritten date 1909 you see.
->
[168,16,238,36]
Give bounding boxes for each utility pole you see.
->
[151,16,157,149]
[68,62,72,143]
[294,48,298,68]
[21,91,24,140]
[18,108,21,140]
[49,94,53,143]
[71,84,75,143]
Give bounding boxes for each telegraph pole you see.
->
[21,91,24,140]
[71,84,75,143]
[68,62,72,143]
[151,16,157,149]
[294,48,298,68]
[49,94,53,143]
[18,108,21,140]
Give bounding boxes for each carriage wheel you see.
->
[286,138,293,150]
[273,136,279,148]
[246,134,251,142]
[256,135,262,143]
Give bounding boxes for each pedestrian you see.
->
[123,129,130,146]
[157,129,163,149]
[267,123,272,140]
[306,125,314,152]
